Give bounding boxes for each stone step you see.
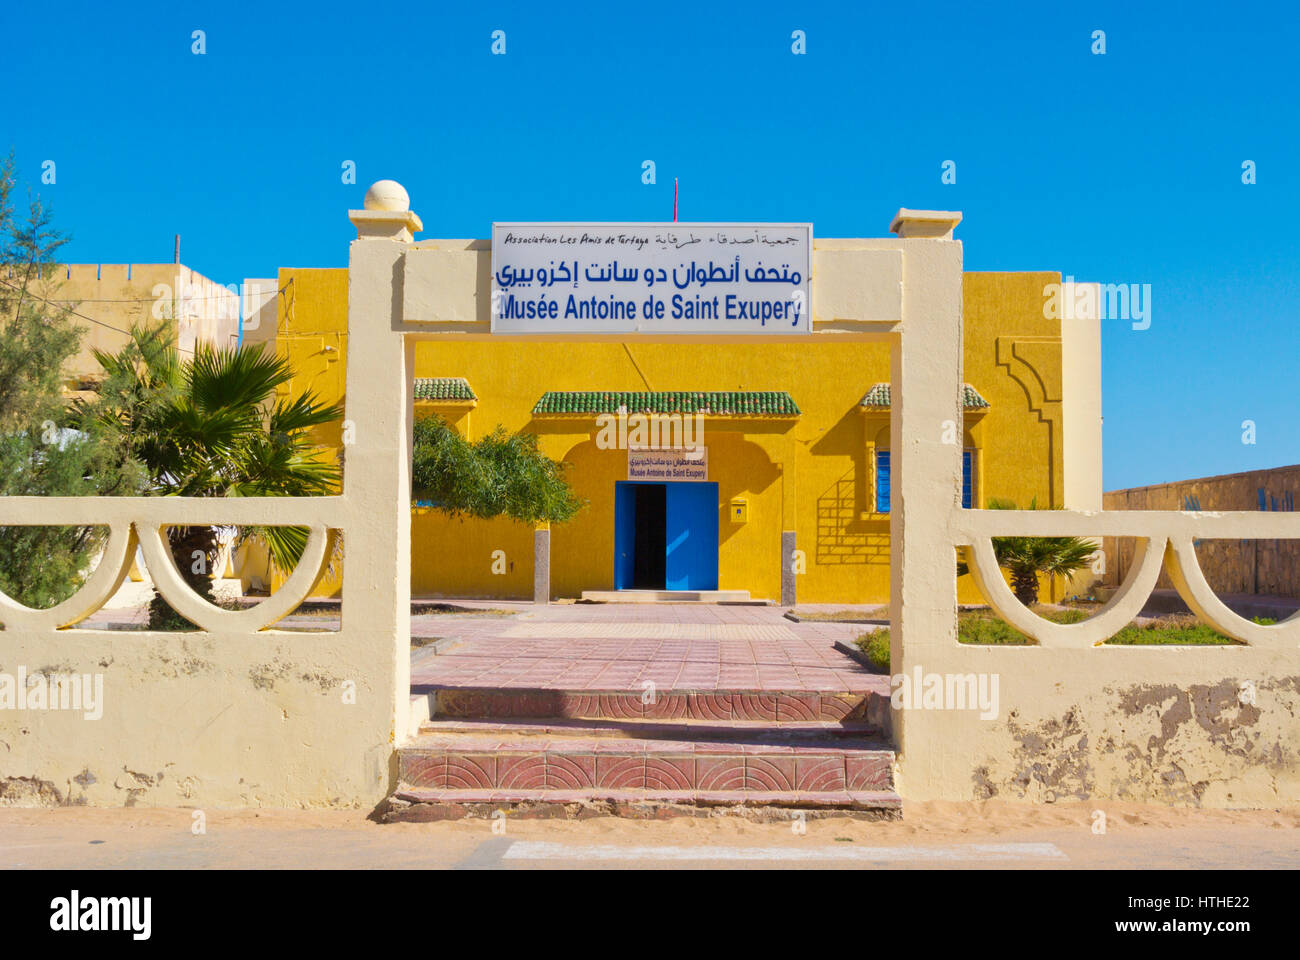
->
[423,685,889,725]
[398,732,895,794]
[419,716,883,742]
[385,786,902,821]
[578,589,760,603]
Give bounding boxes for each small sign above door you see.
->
[628,447,708,482]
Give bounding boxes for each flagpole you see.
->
[673,178,678,222]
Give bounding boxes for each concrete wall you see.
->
[0,251,394,811]
[0,496,396,809]
[1104,465,1300,598]
[895,641,1300,806]
[0,628,394,807]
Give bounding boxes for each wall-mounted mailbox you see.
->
[730,498,748,523]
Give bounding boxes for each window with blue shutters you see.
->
[962,450,974,509]
[875,449,974,513]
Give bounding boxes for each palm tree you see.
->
[977,498,1097,605]
[79,324,342,628]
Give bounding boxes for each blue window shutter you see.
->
[962,450,973,509]
[876,450,891,513]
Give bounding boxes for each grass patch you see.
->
[855,631,891,671]
[412,602,516,617]
[790,608,885,623]
[1101,615,1267,646]
[852,608,1262,660]
[958,607,1089,645]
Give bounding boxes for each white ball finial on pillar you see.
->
[350,180,422,241]
[363,180,410,213]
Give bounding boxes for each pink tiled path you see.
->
[410,602,883,695]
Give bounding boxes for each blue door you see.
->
[614,482,638,590]
[613,481,718,590]
[665,482,719,590]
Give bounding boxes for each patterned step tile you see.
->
[398,742,894,793]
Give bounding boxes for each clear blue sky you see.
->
[3,0,1296,491]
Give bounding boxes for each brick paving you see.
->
[410,603,883,695]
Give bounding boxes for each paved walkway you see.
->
[410,603,880,693]
[75,597,882,693]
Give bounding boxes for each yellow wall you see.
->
[270,267,1067,603]
[238,268,350,597]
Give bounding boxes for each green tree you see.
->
[411,416,583,525]
[978,498,1097,605]
[79,323,343,628]
[0,155,142,609]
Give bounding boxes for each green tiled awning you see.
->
[859,383,990,410]
[413,377,476,402]
[532,391,800,417]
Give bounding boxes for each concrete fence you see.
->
[0,496,402,808]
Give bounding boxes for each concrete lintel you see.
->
[889,208,963,240]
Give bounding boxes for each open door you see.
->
[615,480,718,591]
[665,482,719,590]
[614,482,637,589]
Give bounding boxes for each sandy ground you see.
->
[2,800,1297,869]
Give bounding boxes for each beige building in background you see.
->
[46,263,243,397]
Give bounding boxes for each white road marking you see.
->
[502,841,1067,862]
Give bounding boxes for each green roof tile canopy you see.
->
[532,391,800,417]
[859,383,990,410]
[413,377,476,403]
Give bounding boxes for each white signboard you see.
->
[628,447,708,482]
[491,223,811,334]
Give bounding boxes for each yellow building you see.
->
[256,261,1101,605]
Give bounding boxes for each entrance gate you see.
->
[347,195,969,795]
[342,189,1300,805]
